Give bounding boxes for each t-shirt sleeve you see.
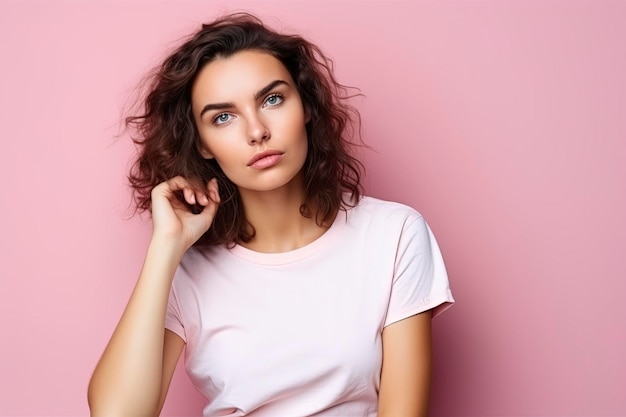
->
[165,281,187,342]
[383,214,454,328]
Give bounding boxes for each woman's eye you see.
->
[213,113,232,125]
[264,94,283,107]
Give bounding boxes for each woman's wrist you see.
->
[145,234,188,268]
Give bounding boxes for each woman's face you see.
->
[191,49,309,194]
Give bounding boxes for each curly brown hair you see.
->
[127,12,364,246]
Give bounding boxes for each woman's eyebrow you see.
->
[199,80,289,118]
[199,101,234,117]
[254,79,288,100]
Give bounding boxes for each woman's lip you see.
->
[247,150,283,167]
[248,153,284,169]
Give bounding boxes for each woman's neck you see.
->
[238,178,332,253]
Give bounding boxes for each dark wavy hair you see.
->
[126,12,364,246]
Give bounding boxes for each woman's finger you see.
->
[192,193,220,230]
[164,176,190,191]
[194,191,208,206]
[183,188,196,205]
[207,178,220,204]
[152,176,218,215]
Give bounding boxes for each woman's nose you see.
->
[247,114,270,145]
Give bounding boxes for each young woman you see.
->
[88,12,454,417]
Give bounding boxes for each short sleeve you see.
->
[383,215,454,328]
[165,281,187,342]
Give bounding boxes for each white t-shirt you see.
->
[165,196,454,416]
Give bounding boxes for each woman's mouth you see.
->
[248,150,284,169]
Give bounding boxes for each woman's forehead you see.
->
[192,50,293,103]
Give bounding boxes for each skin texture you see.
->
[192,50,309,195]
[378,311,433,417]
[88,178,219,417]
[88,50,433,416]
[191,50,324,253]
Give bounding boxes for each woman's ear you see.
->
[198,145,214,160]
[304,105,311,124]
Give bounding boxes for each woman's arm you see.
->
[377,310,433,417]
[87,178,219,417]
[155,330,186,415]
[87,238,185,417]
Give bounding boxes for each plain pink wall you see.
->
[1,1,624,416]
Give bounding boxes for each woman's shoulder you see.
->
[176,243,229,277]
[350,195,425,223]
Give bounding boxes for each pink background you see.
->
[1,1,624,416]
